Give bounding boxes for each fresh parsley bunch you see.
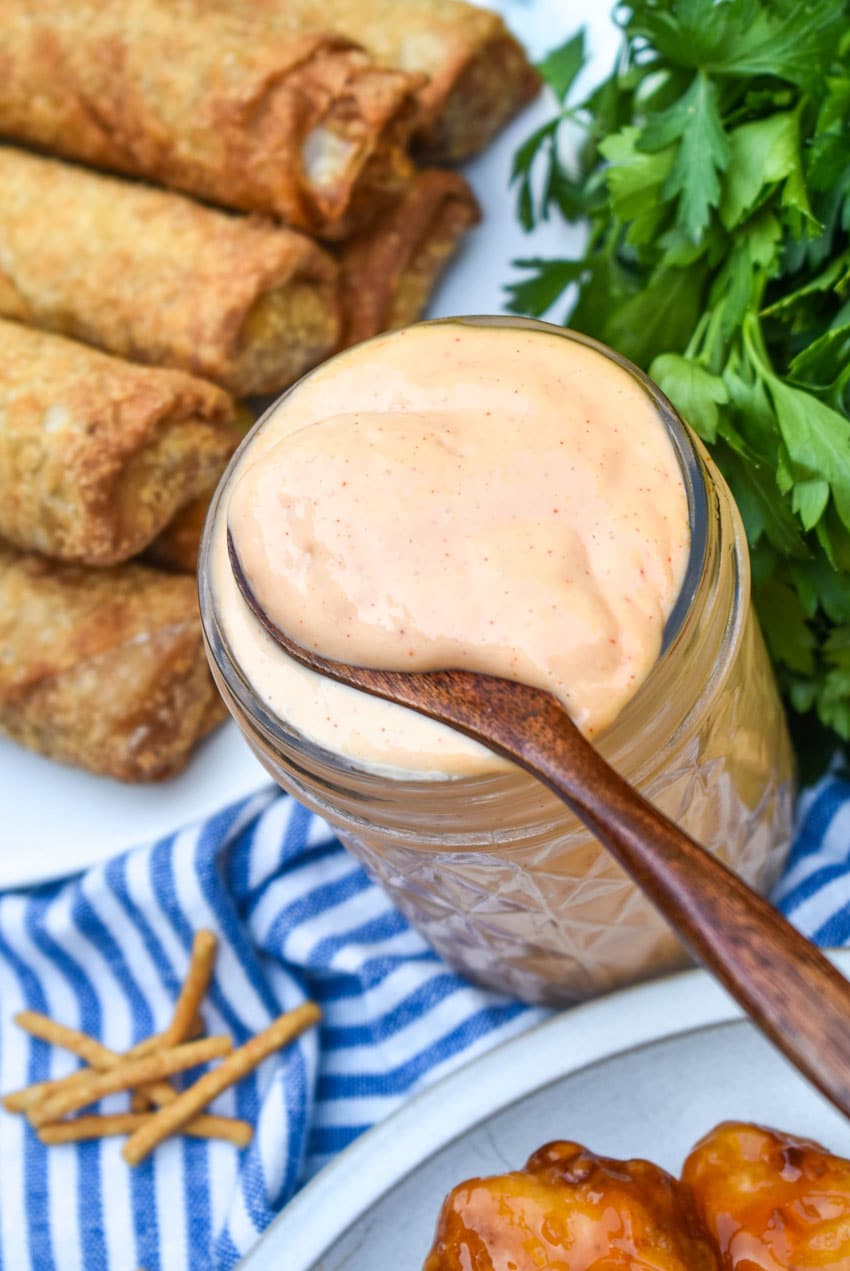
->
[508,0,850,770]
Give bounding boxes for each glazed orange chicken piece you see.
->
[423,1139,720,1270]
[683,1121,850,1269]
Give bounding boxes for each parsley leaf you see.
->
[642,74,730,241]
[720,112,808,230]
[508,0,850,761]
[766,376,850,529]
[504,259,585,317]
[650,354,728,442]
[538,31,586,102]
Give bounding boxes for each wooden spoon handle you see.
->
[422,674,850,1117]
[228,537,850,1115]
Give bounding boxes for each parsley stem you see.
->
[684,311,710,361]
[741,312,776,384]
[703,305,729,374]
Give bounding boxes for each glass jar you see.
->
[200,318,795,1007]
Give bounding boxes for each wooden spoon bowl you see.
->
[229,531,850,1120]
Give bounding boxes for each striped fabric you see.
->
[0,791,543,1270]
[1,779,847,1269]
[774,776,850,942]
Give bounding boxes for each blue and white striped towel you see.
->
[0,777,847,1271]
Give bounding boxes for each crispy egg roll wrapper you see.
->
[0,320,239,566]
[146,489,219,575]
[149,174,480,573]
[338,170,481,346]
[146,408,254,574]
[0,547,225,781]
[212,0,540,162]
[0,148,341,396]
[146,439,246,575]
[148,173,480,571]
[0,0,417,238]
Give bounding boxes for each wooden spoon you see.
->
[229,532,850,1119]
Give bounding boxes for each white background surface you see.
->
[0,0,620,888]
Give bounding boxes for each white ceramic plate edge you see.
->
[239,950,850,1269]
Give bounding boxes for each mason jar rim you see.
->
[469,317,709,652]
[199,315,711,774]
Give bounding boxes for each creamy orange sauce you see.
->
[215,321,691,773]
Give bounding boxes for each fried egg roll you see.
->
[0,320,239,566]
[146,408,253,574]
[146,495,213,575]
[338,170,480,346]
[0,547,225,781]
[148,174,482,572]
[396,0,540,161]
[214,0,540,162]
[0,0,417,238]
[0,148,341,395]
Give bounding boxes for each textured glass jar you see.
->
[200,319,795,1007]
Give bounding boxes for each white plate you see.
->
[240,951,850,1270]
[0,729,272,889]
[0,0,618,885]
